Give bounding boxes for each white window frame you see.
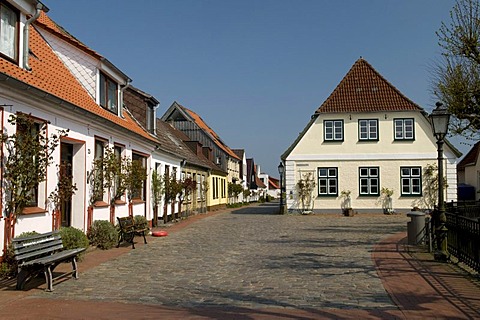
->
[324,120,343,141]
[318,167,338,196]
[401,167,422,196]
[0,2,18,62]
[394,118,414,140]
[359,167,379,195]
[359,119,378,141]
[99,72,119,115]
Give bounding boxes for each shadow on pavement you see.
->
[230,202,281,215]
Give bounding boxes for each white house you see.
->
[0,0,183,255]
[282,58,461,214]
[457,141,480,201]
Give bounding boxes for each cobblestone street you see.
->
[39,203,409,311]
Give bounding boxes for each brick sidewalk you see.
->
[373,232,480,319]
[0,207,479,319]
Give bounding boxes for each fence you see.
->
[444,201,480,273]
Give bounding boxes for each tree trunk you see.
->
[110,204,115,224]
[53,209,61,230]
[87,206,94,231]
[128,202,133,217]
[153,206,158,227]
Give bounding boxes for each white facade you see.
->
[284,111,459,214]
[0,1,183,253]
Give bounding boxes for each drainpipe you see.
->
[24,3,45,71]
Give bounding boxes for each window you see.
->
[131,153,147,200]
[222,179,226,198]
[324,120,343,141]
[114,145,123,200]
[213,177,218,199]
[359,119,378,141]
[318,167,338,196]
[401,167,422,196]
[99,72,118,114]
[197,174,201,200]
[394,118,414,140]
[359,167,379,195]
[93,139,105,202]
[17,120,41,206]
[0,2,18,62]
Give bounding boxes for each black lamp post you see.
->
[278,162,285,214]
[429,102,451,261]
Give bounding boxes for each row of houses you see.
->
[0,0,277,257]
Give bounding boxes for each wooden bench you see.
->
[12,231,86,292]
[117,216,148,249]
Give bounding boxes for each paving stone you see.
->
[35,203,410,310]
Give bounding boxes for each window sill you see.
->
[94,201,109,208]
[21,207,48,215]
[131,199,145,205]
[114,200,127,205]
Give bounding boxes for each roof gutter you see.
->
[24,2,47,71]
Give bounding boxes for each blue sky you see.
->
[46,0,464,177]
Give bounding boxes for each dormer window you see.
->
[0,2,19,62]
[99,72,118,114]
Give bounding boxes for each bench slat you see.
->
[15,243,64,263]
[22,248,86,266]
[14,239,63,255]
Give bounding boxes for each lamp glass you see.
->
[278,162,284,175]
[430,103,450,139]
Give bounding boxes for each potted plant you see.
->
[151,169,164,227]
[48,163,78,230]
[340,190,354,216]
[381,187,394,214]
[181,177,197,217]
[295,173,316,214]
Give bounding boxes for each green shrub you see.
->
[60,226,89,260]
[134,215,148,230]
[87,220,117,250]
[0,231,39,279]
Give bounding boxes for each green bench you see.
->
[117,216,148,249]
[13,230,86,292]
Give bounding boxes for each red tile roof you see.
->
[179,105,241,161]
[0,13,156,143]
[36,12,101,59]
[316,58,423,113]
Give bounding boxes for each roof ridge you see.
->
[180,105,241,160]
[35,11,101,59]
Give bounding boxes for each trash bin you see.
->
[407,211,426,245]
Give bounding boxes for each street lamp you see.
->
[429,101,451,261]
[278,162,285,214]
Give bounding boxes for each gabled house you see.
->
[282,58,461,213]
[232,149,248,201]
[258,173,280,199]
[457,141,480,201]
[161,101,243,203]
[123,86,186,223]
[156,119,228,212]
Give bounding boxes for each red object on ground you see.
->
[152,230,168,237]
